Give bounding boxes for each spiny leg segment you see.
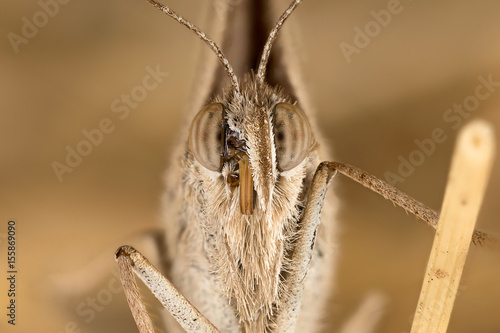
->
[115,246,219,333]
[328,161,498,248]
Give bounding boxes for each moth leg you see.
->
[328,161,498,248]
[274,162,337,333]
[275,158,498,332]
[115,246,219,333]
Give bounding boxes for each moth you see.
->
[115,0,495,332]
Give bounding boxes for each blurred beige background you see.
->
[1,0,500,332]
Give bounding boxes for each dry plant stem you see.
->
[330,162,497,248]
[410,120,495,333]
[115,246,219,333]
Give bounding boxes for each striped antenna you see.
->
[144,0,240,94]
[256,0,303,85]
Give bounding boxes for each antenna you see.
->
[144,0,240,94]
[256,0,303,86]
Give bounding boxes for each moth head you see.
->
[188,96,313,215]
[146,0,308,214]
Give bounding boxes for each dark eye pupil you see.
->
[277,131,284,141]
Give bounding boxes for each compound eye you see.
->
[273,103,312,171]
[188,103,224,171]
